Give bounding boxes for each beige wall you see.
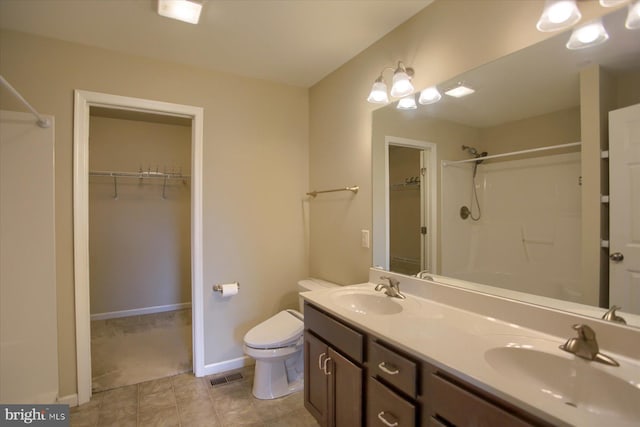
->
[0,30,309,397]
[308,0,610,285]
[88,116,192,315]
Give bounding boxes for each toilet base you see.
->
[251,352,303,400]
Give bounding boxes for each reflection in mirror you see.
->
[372,7,640,327]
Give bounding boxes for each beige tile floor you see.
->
[70,367,319,427]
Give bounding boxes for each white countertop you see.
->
[302,281,640,427]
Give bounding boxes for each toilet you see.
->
[243,278,338,399]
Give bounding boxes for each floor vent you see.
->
[210,372,243,387]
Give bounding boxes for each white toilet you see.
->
[243,278,338,399]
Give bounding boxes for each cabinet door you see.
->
[328,347,363,427]
[304,331,329,426]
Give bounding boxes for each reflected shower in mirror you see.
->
[372,7,640,326]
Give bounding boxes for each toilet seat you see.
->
[244,309,303,350]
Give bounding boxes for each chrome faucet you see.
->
[559,324,619,367]
[375,276,406,299]
[602,305,627,325]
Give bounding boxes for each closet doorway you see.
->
[74,91,204,405]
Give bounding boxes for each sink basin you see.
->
[484,346,640,423]
[331,290,405,315]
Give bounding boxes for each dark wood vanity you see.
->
[303,302,555,427]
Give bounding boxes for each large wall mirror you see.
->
[372,7,640,328]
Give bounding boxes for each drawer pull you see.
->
[323,357,332,375]
[318,352,326,370]
[378,362,400,375]
[377,411,399,427]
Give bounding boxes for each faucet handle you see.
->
[380,276,399,287]
[571,324,597,344]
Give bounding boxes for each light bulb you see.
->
[566,19,609,49]
[390,71,414,98]
[537,0,582,32]
[397,96,417,110]
[367,78,389,104]
[418,87,442,105]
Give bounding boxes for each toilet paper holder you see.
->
[212,282,240,293]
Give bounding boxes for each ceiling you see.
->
[0,0,433,87]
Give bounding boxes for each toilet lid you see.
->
[244,310,303,349]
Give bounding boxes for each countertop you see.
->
[301,281,640,427]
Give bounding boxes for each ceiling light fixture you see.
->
[158,0,203,24]
[418,86,442,105]
[626,0,640,29]
[536,0,582,32]
[397,96,417,110]
[566,19,609,49]
[367,61,415,104]
[445,83,475,98]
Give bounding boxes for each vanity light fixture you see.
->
[366,61,415,104]
[626,0,640,29]
[397,95,417,110]
[157,0,203,24]
[566,19,609,49]
[445,83,475,98]
[418,86,442,105]
[536,0,582,32]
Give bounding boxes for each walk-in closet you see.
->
[88,108,192,392]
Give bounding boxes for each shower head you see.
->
[461,145,479,157]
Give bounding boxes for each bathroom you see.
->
[1,1,639,426]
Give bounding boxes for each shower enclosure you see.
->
[441,150,582,302]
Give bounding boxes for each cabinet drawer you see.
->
[304,303,364,363]
[369,340,417,398]
[367,377,415,427]
[431,374,535,427]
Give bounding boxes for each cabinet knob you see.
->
[378,362,400,375]
[377,411,399,427]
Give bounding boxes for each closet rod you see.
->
[0,75,51,128]
[89,170,190,179]
[442,142,581,166]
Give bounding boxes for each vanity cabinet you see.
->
[304,302,552,427]
[304,303,364,427]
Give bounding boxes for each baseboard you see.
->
[200,356,254,377]
[91,302,192,321]
[57,393,78,407]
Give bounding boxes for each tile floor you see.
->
[70,367,319,427]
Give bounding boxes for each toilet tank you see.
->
[298,278,339,313]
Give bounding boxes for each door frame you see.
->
[73,90,204,404]
[383,136,437,273]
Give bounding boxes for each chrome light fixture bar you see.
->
[158,0,203,24]
[367,61,415,104]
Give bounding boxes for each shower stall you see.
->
[441,145,582,302]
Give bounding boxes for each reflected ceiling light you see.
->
[626,1,640,29]
[158,0,203,24]
[367,61,415,104]
[566,19,609,49]
[397,96,417,110]
[445,83,475,98]
[418,86,442,105]
[599,0,628,6]
[536,0,582,32]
